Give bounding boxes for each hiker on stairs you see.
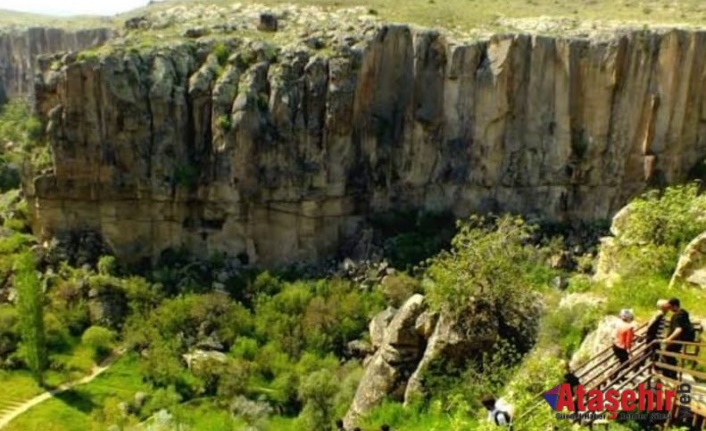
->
[662,297,695,380]
[482,394,514,429]
[645,299,669,360]
[610,309,635,382]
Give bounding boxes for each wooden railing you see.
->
[516,322,651,425]
[515,321,706,430]
[653,339,706,429]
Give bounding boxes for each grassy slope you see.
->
[0,9,111,29]
[2,0,706,33]
[3,354,149,431]
[224,0,706,29]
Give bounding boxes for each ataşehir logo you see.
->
[542,383,688,420]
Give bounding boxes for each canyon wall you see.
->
[0,27,112,102]
[27,26,706,265]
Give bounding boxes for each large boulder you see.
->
[345,291,543,428]
[593,203,638,284]
[369,306,396,349]
[343,295,426,429]
[569,315,621,372]
[670,231,706,288]
[610,203,634,238]
[183,349,228,372]
[404,310,498,404]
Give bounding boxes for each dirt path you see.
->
[0,349,124,429]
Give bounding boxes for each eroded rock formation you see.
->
[26,25,706,265]
[0,27,111,102]
[343,290,542,427]
[671,232,706,288]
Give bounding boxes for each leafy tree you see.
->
[424,215,544,316]
[423,215,547,355]
[14,252,48,384]
[81,325,116,361]
[298,369,340,431]
[0,99,46,177]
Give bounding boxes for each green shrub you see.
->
[230,337,259,361]
[297,369,340,431]
[213,42,229,66]
[97,255,117,276]
[423,215,547,355]
[44,312,71,352]
[81,325,116,361]
[501,350,573,431]
[425,215,545,316]
[141,385,182,417]
[619,183,706,248]
[373,210,455,269]
[0,305,20,360]
[540,304,603,358]
[216,358,252,400]
[216,115,231,132]
[0,157,20,192]
[599,183,706,280]
[380,273,420,307]
[48,280,91,337]
[612,243,678,280]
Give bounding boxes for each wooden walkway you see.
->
[519,322,706,430]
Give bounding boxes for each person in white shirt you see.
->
[482,394,513,429]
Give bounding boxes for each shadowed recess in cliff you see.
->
[24,26,706,266]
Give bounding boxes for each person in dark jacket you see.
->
[562,361,580,393]
[662,298,695,379]
[644,299,670,362]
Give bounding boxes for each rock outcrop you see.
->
[343,291,541,428]
[593,203,638,283]
[670,231,706,288]
[570,315,620,371]
[0,27,111,103]
[26,25,706,266]
[344,295,427,428]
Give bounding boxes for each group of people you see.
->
[478,297,697,430]
[612,297,696,380]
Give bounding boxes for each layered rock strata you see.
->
[0,27,111,102]
[27,26,706,265]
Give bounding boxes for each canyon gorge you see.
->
[4,10,706,266]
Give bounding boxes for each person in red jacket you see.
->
[611,309,635,382]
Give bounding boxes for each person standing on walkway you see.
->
[645,299,670,359]
[611,309,635,382]
[662,298,695,380]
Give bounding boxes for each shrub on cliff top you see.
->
[424,215,548,316]
[619,182,706,248]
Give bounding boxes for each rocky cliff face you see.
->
[0,27,112,103]
[27,25,706,266]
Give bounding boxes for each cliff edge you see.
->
[21,5,706,266]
